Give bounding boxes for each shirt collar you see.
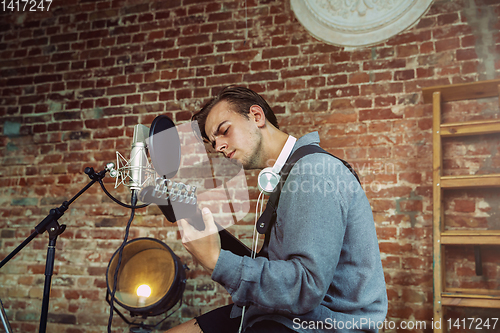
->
[291,132,320,155]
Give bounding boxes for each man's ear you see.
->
[249,105,266,127]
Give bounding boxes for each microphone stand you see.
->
[0,166,111,333]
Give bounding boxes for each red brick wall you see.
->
[1,0,500,332]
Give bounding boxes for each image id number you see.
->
[1,0,52,11]
[447,318,498,330]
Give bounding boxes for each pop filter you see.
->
[148,115,181,179]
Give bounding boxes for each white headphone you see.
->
[257,135,297,195]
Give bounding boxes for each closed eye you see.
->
[210,125,230,150]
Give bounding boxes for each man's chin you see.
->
[241,162,262,171]
[228,157,243,168]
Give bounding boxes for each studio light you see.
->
[106,238,186,331]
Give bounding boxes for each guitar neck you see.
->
[156,204,252,257]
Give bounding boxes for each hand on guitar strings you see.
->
[178,207,221,274]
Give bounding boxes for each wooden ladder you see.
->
[423,79,500,333]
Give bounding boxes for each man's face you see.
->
[204,100,264,170]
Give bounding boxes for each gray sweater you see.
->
[212,132,388,332]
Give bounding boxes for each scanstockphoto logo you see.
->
[268,157,395,196]
[293,317,499,331]
[145,120,250,241]
[354,161,396,194]
[293,318,428,331]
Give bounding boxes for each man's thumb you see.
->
[202,207,214,224]
[201,207,217,233]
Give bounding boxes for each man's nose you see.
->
[216,140,227,152]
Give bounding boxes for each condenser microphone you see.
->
[129,124,150,190]
[107,124,154,193]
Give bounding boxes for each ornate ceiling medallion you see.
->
[291,0,434,48]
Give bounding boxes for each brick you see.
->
[80,89,106,99]
[318,86,359,99]
[327,74,348,85]
[208,11,232,22]
[306,76,325,88]
[198,45,214,56]
[281,67,320,79]
[322,63,360,74]
[110,44,141,56]
[231,62,249,73]
[110,96,124,105]
[262,46,299,59]
[386,30,431,45]
[143,39,175,51]
[270,59,289,70]
[435,38,460,52]
[50,33,78,44]
[21,37,48,47]
[454,199,475,213]
[437,13,459,26]
[106,85,136,95]
[394,69,415,81]
[363,59,406,71]
[399,172,422,184]
[433,24,472,40]
[85,59,100,68]
[159,91,175,101]
[6,77,34,86]
[99,106,132,117]
[157,59,189,70]
[348,72,370,84]
[374,96,396,107]
[144,71,160,82]
[462,60,479,74]
[416,67,434,78]
[138,81,169,92]
[190,55,223,67]
[456,48,478,61]
[142,92,158,102]
[19,95,45,105]
[359,108,403,121]
[353,98,372,108]
[399,199,423,212]
[420,41,434,54]
[243,72,278,82]
[138,13,154,23]
[224,51,259,62]
[361,82,403,95]
[396,44,419,57]
[461,35,476,48]
[93,98,109,108]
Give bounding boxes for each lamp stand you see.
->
[130,326,153,333]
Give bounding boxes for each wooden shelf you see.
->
[427,79,500,333]
[440,174,500,189]
[441,293,500,308]
[440,119,500,137]
[446,288,500,296]
[441,230,500,245]
[422,79,500,104]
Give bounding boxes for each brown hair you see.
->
[192,86,279,141]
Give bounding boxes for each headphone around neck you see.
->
[257,135,297,195]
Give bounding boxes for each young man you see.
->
[166,86,387,333]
